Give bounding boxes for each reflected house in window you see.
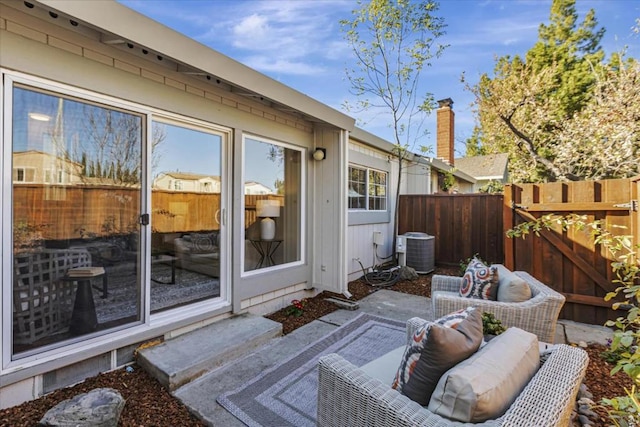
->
[244,181,273,195]
[12,150,83,185]
[153,172,221,193]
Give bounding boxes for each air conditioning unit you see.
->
[397,232,435,274]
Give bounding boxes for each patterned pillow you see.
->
[392,307,483,405]
[191,233,217,253]
[459,257,499,300]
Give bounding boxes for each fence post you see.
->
[632,176,640,257]
[503,184,515,270]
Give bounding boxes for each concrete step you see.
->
[137,314,282,391]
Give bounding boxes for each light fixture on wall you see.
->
[256,199,280,240]
[312,147,326,161]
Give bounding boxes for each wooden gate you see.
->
[504,177,639,325]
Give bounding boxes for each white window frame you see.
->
[348,165,388,212]
[13,167,36,183]
[240,133,306,277]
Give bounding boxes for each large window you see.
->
[348,166,387,211]
[243,136,303,272]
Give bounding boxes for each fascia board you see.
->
[34,0,355,131]
[427,157,477,184]
[350,127,420,162]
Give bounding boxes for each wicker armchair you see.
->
[13,249,92,344]
[431,268,565,343]
[317,317,588,427]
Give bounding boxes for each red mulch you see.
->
[0,265,631,427]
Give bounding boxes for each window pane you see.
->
[348,166,367,210]
[151,121,222,312]
[244,138,302,271]
[368,170,387,211]
[12,85,142,356]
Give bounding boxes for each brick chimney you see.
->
[436,98,455,165]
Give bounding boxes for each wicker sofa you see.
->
[173,232,220,278]
[317,317,588,427]
[431,267,565,343]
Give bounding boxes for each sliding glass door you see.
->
[11,83,143,355]
[6,75,230,360]
[150,120,225,312]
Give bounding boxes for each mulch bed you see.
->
[0,265,632,427]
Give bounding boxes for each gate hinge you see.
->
[613,200,638,211]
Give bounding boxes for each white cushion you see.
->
[359,345,406,385]
[428,327,540,423]
[493,264,531,302]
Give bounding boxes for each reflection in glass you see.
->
[243,137,302,271]
[11,85,142,356]
[150,122,222,312]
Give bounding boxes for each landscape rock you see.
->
[39,388,124,427]
[398,266,419,281]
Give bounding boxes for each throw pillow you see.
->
[459,257,499,300]
[392,307,483,406]
[493,264,532,302]
[192,233,217,253]
[428,327,540,423]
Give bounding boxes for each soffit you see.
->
[20,0,355,131]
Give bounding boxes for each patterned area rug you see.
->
[94,264,220,323]
[217,313,406,427]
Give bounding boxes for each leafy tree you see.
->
[464,0,639,183]
[341,0,447,255]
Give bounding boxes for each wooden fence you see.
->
[14,185,283,243]
[504,177,640,325]
[398,193,504,266]
[398,177,639,324]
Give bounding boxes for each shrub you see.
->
[508,213,639,426]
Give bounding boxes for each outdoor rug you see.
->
[217,313,406,427]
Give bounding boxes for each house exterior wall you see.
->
[346,141,431,281]
[0,1,348,406]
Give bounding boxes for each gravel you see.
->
[0,266,631,427]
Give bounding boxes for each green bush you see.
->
[481,312,506,336]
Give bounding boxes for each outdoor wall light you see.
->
[312,147,326,161]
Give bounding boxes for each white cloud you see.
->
[232,14,270,48]
[243,56,326,76]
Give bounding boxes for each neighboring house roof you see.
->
[245,181,273,193]
[421,156,477,184]
[160,172,220,181]
[454,153,509,182]
[350,128,476,185]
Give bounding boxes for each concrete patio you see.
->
[138,289,613,426]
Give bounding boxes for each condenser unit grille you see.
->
[404,233,435,274]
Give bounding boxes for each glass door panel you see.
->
[11,85,143,356]
[150,121,222,312]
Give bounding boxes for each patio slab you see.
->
[168,289,611,426]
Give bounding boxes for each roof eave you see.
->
[34,0,355,131]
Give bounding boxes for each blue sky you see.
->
[120,0,639,158]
